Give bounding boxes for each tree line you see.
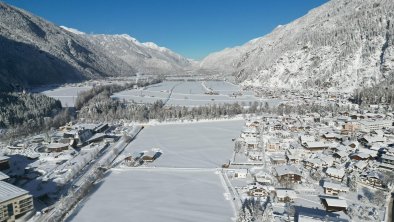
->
[0,92,72,139]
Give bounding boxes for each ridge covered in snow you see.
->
[200,0,394,92]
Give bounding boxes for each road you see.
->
[32,126,143,222]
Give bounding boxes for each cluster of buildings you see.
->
[0,121,123,221]
[228,111,394,221]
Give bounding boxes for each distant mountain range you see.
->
[0,2,192,91]
[200,0,394,92]
[1,0,394,92]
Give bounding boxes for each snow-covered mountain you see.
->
[0,2,136,91]
[200,0,394,92]
[0,2,193,91]
[74,32,193,76]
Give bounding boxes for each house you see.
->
[304,158,323,169]
[267,139,281,152]
[321,198,347,212]
[254,171,273,184]
[300,135,315,144]
[244,137,259,150]
[248,186,272,197]
[303,142,329,152]
[0,181,34,221]
[276,189,297,203]
[322,133,339,141]
[233,169,248,179]
[350,152,373,161]
[274,165,302,183]
[286,153,301,164]
[270,154,287,165]
[358,136,385,146]
[360,171,384,188]
[325,167,345,181]
[247,151,263,161]
[241,127,258,139]
[0,156,10,171]
[342,122,359,134]
[323,181,349,195]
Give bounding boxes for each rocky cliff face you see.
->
[200,0,394,92]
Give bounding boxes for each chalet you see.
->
[321,198,347,212]
[233,169,248,179]
[0,156,10,171]
[303,142,329,152]
[267,139,281,152]
[270,154,287,165]
[300,135,315,144]
[286,154,301,164]
[241,127,258,139]
[276,189,297,203]
[353,161,368,171]
[254,171,273,184]
[360,171,384,188]
[323,181,349,195]
[245,137,259,150]
[248,186,272,197]
[325,167,345,181]
[342,122,359,134]
[358,136,385,146]
[322,133,339,141]
[304,158,323,169]
[350,152,373,161]
[274,165,302,183]
[247,151,263,161]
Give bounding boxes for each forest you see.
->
[0,92,71,139]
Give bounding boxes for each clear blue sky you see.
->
[3,0,328,59]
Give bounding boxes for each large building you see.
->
[0,181,34,221]
[358,120,392,132]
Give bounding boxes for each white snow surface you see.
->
[68,120,243,221]
[68,169,233,222]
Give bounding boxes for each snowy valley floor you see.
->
[67,120,244,222]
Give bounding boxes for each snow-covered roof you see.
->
[304,142,329,149]
[275,165,301,176]
[0,172,9,181]
[354,161,368,169]
[0,156,9,162]
[245,137,259,145]
[323,198,347,208]
[326,168,345,178]
[276,189,297,198]
[323,181,349,192]
[0,181,29,202]
[382,154,394,161]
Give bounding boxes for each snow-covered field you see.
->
[124,120,244,168]
[39,86,91,107]
[68,120,243,221]
[112,80,279,107]
[68,169,234,222]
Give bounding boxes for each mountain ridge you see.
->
[200,0,394,92]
